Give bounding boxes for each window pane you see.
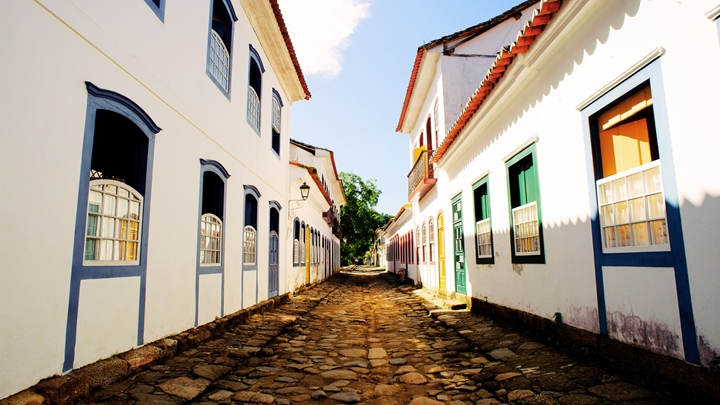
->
[629,197,646,222]
[647,193,665,220]
[612,178,627,201]
[650,220,668,245]
[119,220,128,239]
[600,183,613,204]
[644,166,662,194]
[603,227,616,248]
[117,198,129,218]
[601,205,614,226]
[105,185,117,194]
[617,224,631,247]
[86,214,100,237]
[101,217,114,238]
[100,240,114,260]
[614,201,629,224]
[103,194,116,216]
[88,191,102,213]
[632,223,649,246]
[117,187,130,198]
[130,201,140,220]
[628,173,643,198]
[85,238,99,260]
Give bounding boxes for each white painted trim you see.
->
[502,135,539,163]
[576,47,666,111]
[470,170,490,186]
[706,4,720,20]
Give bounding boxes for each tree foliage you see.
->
[339,172,390,265]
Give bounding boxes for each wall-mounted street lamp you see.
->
[299,181,310,201]
[288,181,311,219]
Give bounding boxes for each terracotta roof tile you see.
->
[269,0,311,100]
[396,0,540,132]
[430,0,562,164]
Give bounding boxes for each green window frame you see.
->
[506,143,545,264]
[472,175,493,264]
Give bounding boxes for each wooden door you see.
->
[268,231,278,297]
[452,196,466,294]
[438,214,446,292]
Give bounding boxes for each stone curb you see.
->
[395,283,720,402]
[0,281,339,405]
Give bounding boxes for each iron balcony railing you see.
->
[407,149,434,198]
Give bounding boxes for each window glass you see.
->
[507,147,543,259]
[208,0,232,92]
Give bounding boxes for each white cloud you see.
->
[278,0,371,79]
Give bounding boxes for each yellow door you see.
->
[305,227,310,285]
[438,214,446,292]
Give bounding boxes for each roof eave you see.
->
[240,0,311,102]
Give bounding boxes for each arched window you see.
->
[199,165,228,265]
[434,99,440,146]
[293,218,300,266]
[268,204,280,297]
[243,187,260,266]
[415,226,421,264]
[247,45,265,132]
[272,89,283,155]
[422,223,427,262]
[426,115,433,150]
[207,0,236,93]
[67,82,161,371]
[300,222,306,265]
[429,218,435,262]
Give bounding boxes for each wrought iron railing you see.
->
[408,149,434,197]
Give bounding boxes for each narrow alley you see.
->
[60,272,713,405]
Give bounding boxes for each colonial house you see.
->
[0,0,321,399]
[383,0,720,375]
[287,139,345,291]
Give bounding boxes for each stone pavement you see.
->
[68,272,715,405]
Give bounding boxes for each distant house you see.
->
[384,0,720,370]
[0,0,326,399]
[288,139,346,290]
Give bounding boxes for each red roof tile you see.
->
[290,161,333,206]
[269,0,311,100]
[430,0,562,164]
[396,0,540,132]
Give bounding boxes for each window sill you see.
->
[84,260,140,267]
[602,244,670,254]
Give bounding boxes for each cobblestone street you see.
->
[77,272,714,405]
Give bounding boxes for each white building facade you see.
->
[0,0,318,399]
[287,140,346,291]
[385,0,720,370]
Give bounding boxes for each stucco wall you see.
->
[0,0,298,398]
[390,0,720,364]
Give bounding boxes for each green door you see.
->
[452,194,466,294]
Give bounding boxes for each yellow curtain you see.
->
[597,86,653,177]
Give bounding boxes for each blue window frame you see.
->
[580,58,699,363]
[242,185,261,272]
[271,89,283,156]
[65,82,161,372]
[247,45,265,134]
[143,0,165,21]
[206,0,238,97]
[195,159,230,326]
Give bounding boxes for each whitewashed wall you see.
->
[0,0,299,398]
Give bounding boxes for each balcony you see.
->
[408,149,437,202]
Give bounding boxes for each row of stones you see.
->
[407,287,677,404]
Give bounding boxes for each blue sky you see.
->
[279,0,527,216]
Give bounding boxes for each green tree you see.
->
[339,172,389,265]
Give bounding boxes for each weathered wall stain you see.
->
[698,335,720,367]
[512,263,524,275]
[565,306,600,333]
[607,311,681,359]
